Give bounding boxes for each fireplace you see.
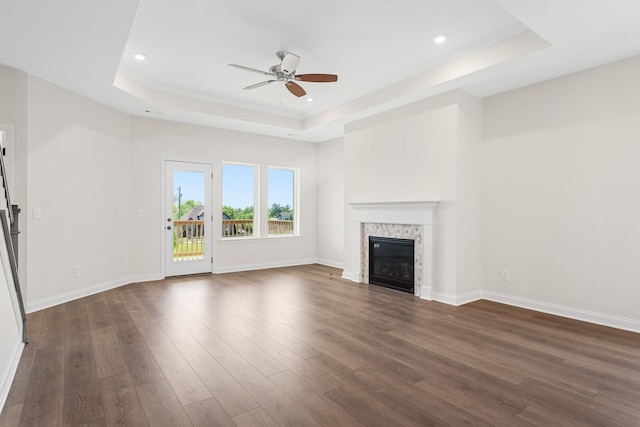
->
[347,201,438,300]
[369,236,415,293]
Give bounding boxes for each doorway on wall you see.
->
[165,160,212,276]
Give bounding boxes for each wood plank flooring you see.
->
[2,264,639,426]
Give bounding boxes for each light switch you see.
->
[33,207,42,219]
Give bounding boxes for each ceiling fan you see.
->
[229,51,338,97]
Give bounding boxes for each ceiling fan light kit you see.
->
[229,51,338,98]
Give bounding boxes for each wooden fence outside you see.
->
[223,219,254,237]
[221,219,294,237]
[268,220,294,235]
[173,220,205,258]
[173,219,295,258]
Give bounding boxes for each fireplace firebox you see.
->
[368,236,415,294]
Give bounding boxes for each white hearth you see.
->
[347,201,439,300]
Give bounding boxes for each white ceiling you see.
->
[2,0,640,142]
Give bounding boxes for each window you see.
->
[222,163,257,237]
[268,167,296,236]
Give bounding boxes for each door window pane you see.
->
[268,167,295,236]
[173,170,205,260]
[222,163,256,237]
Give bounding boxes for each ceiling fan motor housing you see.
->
[280,52,300,75]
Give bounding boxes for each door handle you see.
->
[167,226,172,230]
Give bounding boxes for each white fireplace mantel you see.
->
[350,201,439,225]
[347,201,439,300]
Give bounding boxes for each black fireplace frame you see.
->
[368,236,415,294]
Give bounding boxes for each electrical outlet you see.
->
[73,266,81,277]
[501,269,510,281]
[33,207,42,219]
[252,247,258,256]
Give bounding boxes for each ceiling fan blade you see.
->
[244,80,277,90]
[280,53,300,74]
[285,81,306,97]
[295,74,338,82]
[228,64,272,76]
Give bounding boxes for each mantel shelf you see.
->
[349,201,439,211]
[349,201,439,225]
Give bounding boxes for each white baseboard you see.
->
[25,260,319,313]
[341,271,354,281]
[455,290,484,306]
[429,289,639,332]
[483,291,640,334]
[0,341,24,413]
[432,290,483,306]
[25,274,163,313]
[129,274,164,284]
[215,258,318,274]
[316,259,344,270]
[26,278,129,313]
[341,270,362,282]
[431,291,456,305]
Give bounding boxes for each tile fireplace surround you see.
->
[347,201,439,300]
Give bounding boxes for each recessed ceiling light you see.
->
[434,35,446,44]
[306,97,314,102]
[134,53,147,61]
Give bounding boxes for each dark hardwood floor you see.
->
[1,264,639,426]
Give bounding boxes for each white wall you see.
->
[455,93,484,298]
[343,93,467,298]
[26,76,132,308]
[482,55,640,324]
[316,137,344,268]
[129,117,318,277]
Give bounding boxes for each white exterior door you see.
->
[165,160,212,276]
